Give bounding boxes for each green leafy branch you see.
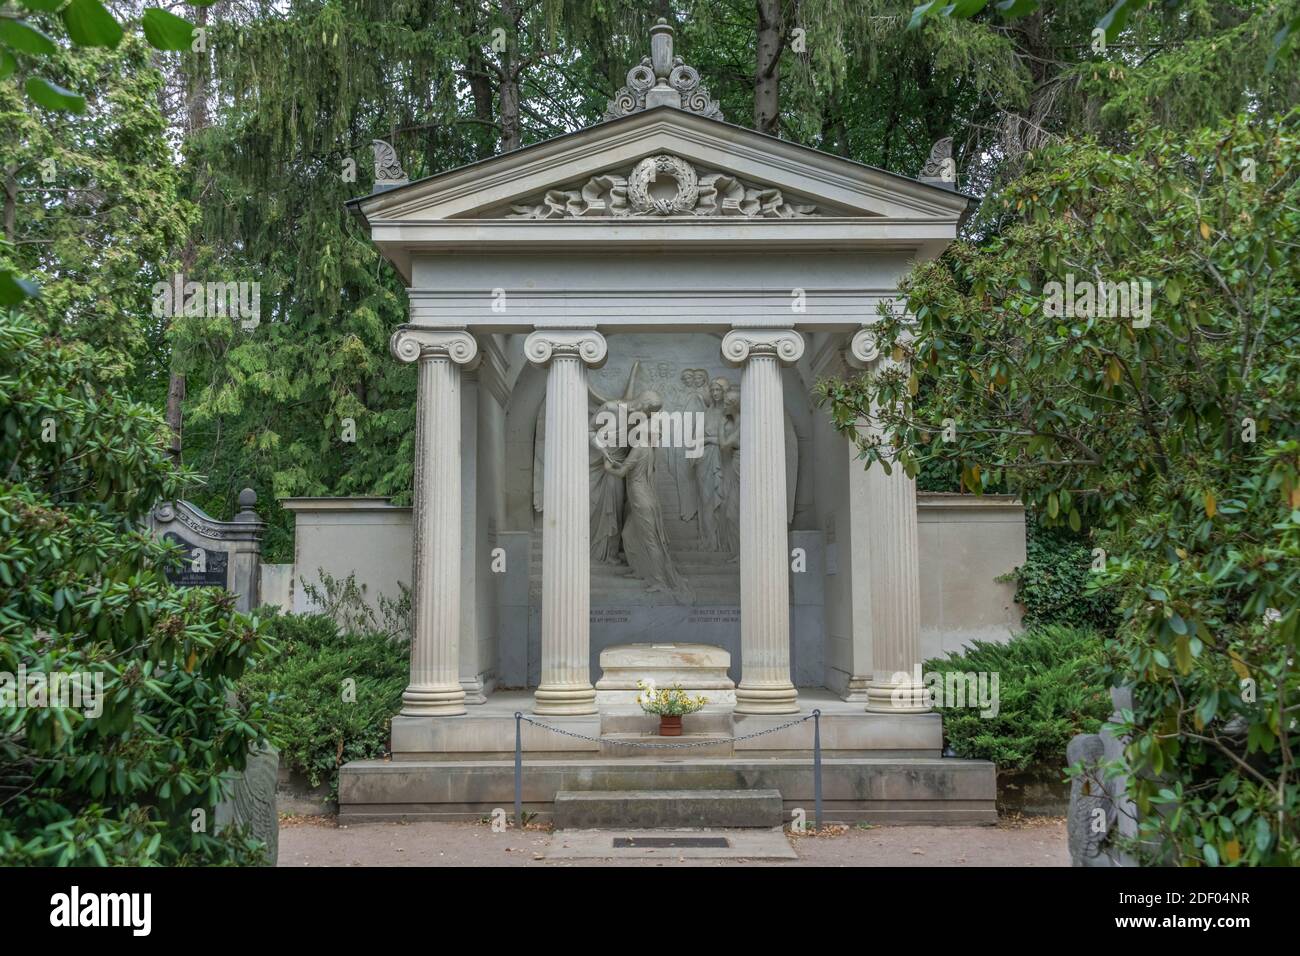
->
[0,0,212,305]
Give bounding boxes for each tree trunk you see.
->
[3,164,16,243]
[167,3,212,464]
[498,0,523,152]
[457,0,497,159]
[754,0,784,134]
[165,374,186,460]
[499,72,521,152]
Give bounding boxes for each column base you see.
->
[865,677,931,715]
[533,683,597,716]
[401,684,467,717]
[460,676,488,705]
[842,676,872,703]
[734,682,800,715]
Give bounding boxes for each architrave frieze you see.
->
[505,153,819,221]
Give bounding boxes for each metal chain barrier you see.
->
[513,708,823,830]
[516,711,812,749]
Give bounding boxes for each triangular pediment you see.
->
[350,107,970,226]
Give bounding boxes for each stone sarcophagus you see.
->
[595,643,736,712]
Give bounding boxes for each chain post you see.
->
[813,708,823,830]
[514,711,523,828]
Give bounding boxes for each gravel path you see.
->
[278,815,1068,867]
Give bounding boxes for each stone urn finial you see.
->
[603,18,723,122]
[649,18,674,81]
[235,487,260,523]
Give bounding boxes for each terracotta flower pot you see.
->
[659,715,682,736]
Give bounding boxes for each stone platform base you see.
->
[338,755,997,826]
[389,690,946,759]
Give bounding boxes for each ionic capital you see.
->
[845,325,881,369]
[523,328,607,367]
[721,328,805,366]
[389,326,480,367]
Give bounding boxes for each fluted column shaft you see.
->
[849,326,929,714]
[722,329,804,715]
[390,326,479,717]
[525,329,608,715]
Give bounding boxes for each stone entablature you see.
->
[506,153,819,220]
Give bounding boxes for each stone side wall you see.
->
[282,498,413,616]
[916,493,1026,661]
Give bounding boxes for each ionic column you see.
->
[390,326,480,717]
[848,326,928,714]
[721,328,804,715]
[524,328,608,716]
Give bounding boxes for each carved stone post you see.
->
[390,326,479,717]
[721,328,804,715]
[524,329,608,716]
[847,325,928,714]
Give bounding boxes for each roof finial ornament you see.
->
[371,139,409,192]
[603,18,724,122]
[919,136,957,190]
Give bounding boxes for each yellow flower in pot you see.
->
[636,679,707,736]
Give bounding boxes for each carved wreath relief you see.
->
[508,154,818,220]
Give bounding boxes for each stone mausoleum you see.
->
[282,22,1027,825]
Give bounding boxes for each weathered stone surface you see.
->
[1067,733,1114,867]
[1066,686,1139,866]
[599,733,735,757]
[215,744,279,865]
[554,789,782,828]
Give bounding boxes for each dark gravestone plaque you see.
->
[148,491,264,613]
[161,532,230,588]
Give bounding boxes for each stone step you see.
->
[553,788,783,829]
[599,733,732,757]
[339,756,998,825]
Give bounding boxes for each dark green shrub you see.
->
[1008,520,1116,632]
[925,624,1111,772]
[238,610,407,800]
[0,313,273,866]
